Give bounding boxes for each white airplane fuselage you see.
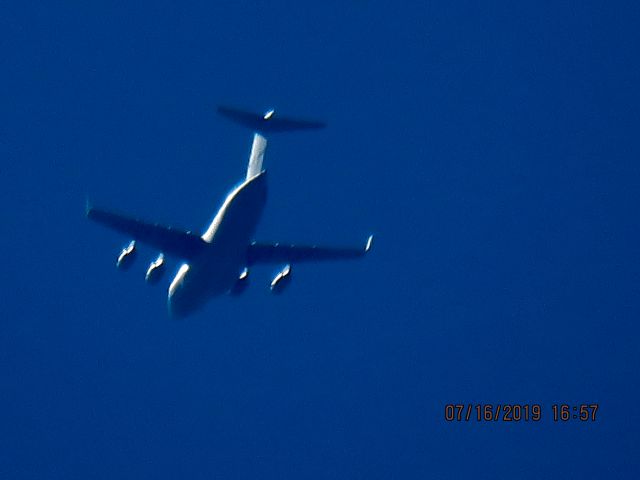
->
[167,171,267,318]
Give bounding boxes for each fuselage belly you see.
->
[168,171,267,318]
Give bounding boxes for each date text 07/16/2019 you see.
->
[444,404,599,422]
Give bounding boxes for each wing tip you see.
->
[364,235,374,253]
[85,197,94,218]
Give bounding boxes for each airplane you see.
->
[87,106,373,318]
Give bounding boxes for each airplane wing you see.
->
[87,205,208,260]
[246,236,373,265]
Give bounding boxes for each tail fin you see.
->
[217,105,326,133]
[247,133,267,179]
[219,105,325,180]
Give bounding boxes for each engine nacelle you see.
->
[145,254,166,284]
[230,267,249,295]
[116,241,137,270]
[270,264,292,294]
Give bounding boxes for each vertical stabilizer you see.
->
[216,105,324,180]
[247,133,267,179]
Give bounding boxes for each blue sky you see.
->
[1,1,639,478]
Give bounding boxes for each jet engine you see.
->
[230,267,249,295]
[145,254,166,284]
[116,240,137,270]
[270,264,292,294]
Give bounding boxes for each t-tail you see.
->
[217,105,326,134]
[217,105,326,180]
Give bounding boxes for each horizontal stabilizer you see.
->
[217,105,326,133]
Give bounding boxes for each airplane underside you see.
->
[87,106,372,318]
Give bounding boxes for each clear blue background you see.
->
[2,1,639,478]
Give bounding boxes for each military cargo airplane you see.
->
[87,106,373,318]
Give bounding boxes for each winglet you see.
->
[85,197,93,217]
[364,235,374,253]
[217,105,326,133]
